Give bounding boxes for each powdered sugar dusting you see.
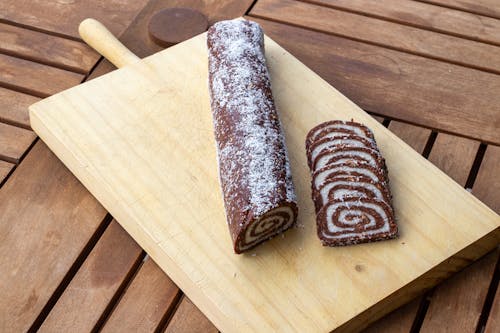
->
[283,146,296,202]
[207,19,296,224]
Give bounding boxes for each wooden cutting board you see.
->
[29,21,499,332]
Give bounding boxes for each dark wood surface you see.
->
[148,8,208,47]
[0,0,498,332]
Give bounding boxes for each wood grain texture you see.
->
[29,30,500,332]
[363,121,431,332]
[473,145,500,213]
[0,0,148,39]
[308,0,500,46]
[148,8,209,48]
[363,297,421,333]
[428,133,480,186]
[251,0,500,73]
[419,130,496,332]
[39,221,143,333]
[88,0,256,80]
[78,18,142,69]
[202,0,255,24]
[250,18,500,145]
[0,22,99,73]
[371,115,385,123]
[388,121,432,154]
[164,297,218,333]
[0,122,36,163]
[0,141,107,333]
[0,160,14,184]
[101,257,180,333]
[485,279,500,333]
[419,0,500,19]
[0,53,83,97]
[85,2,256,330]
[85,2,255,331]
[0,87,39,129]
[420,250,499,333]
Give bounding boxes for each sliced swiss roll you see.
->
[208,19,298,254]
[312,147,386,174]
[306,120,397,246]
[317,198,398,246]
[311,162,388,192]
[312,175,392,213]
[307,135,378,169]
[306,120,375,151]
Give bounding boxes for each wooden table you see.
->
[0,1,498,332]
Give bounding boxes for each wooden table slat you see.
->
[81,2,256,332]
[0,22,99,73]
[473,145,500,213]
[202,0,257,24]
[0,0,149,40]
[418,130,498,332]
[252,0,500,74]
[308,0,500,46]
[0,53,83,97]
[363,121,432,331]
[484,277,500,333]
[363,297,422,333]
[163,297,218,333]
[0,122,36,163]
[387,121,433,153]
[420,250,499,333]
[388,121,433,154]
[0,87,39,129]
[0,159,14,184]
[87,0,256,80]
[2,0,499,331]
[101,257,181,333]
[248,17,500,145]
[419,0,500,19]
[39,221,143,333]
[0,141,107,333]
[370,115,386,124]
[428,133,480,186]
[0,3,152,327]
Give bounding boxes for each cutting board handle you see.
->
[79,18,140,68]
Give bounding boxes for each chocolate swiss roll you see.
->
[307,135,378,169]
[317,198,397,246]
[313,176,392,213]
[312,147,385,171]
[207,19,298,254]
[312,162,388,191]
[306,120,375,150]
[306,120,397,246]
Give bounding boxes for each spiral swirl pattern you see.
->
[237,206,296,252]
[208,19,298,254]
[317,198,396,245]
[306,120,397,246]
[306,120,375,150]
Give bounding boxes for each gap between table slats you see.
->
[298,0,500,47]
[417,0,500,20]
[251,0,500,75]
[248,17,500,146]
[0,22,99,74]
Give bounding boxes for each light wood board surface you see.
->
[29,32,499,332]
